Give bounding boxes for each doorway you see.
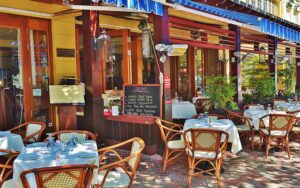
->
[0,14,52,128]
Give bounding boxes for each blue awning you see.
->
[101,0,163,15]
[171,0,260,26]
[172,0,300,44]
[260,18,300,44]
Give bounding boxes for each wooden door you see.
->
[0,14,52,127]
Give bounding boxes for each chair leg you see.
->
[265,138,270,158]
[285,138,291,159]
[187,157,193,188]
[215,159,222,180]
[258,133,263,151]
[162,148,169,173]
[251,132,255,150]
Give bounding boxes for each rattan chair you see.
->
[156,119,185,173]
[287,110,300,141]
[195,99,211,113]
[9,121,46,144]
[258,114,295,158]
[19,164,96,188]
[97,137,145,188]
[46,130,97,143]
[228,112,255,150]
[1,150,19,188]
[183,128,229,188]
[224,110,244,125]
[242,104,260,111]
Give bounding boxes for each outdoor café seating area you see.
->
[1,97,300,188]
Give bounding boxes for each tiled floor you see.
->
[132,142,300,188]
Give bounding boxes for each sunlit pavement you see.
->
[132,141,300,188]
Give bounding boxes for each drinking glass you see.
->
[46,137,56,149]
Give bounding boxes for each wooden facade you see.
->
[0,0,300,142]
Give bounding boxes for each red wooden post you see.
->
[153,7,172,120]
[229,25,242,103]
[82,2,105,141]
[269,37,278,91]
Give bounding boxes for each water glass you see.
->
[267,104,271,113]
[46,137,56,149]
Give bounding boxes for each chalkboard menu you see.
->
[123,84,161,117]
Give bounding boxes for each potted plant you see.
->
[253,77,275,104]
[205,76,238,114]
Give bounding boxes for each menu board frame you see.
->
[123,84,162,117]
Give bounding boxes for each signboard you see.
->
[56,48,75,57]
[123,84,161,117]
[49,85,85,105]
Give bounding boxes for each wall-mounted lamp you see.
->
[233,52,255,63]
[155,44,188,63]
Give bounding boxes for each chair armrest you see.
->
[9,123,27,132]
[259,115,269,129]
[98,149,123,165]
[98,138,136,152]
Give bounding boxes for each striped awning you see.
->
[172,0,300,44]
[171,0,260,26]
[96,0,163,15]
[260,18,300,44]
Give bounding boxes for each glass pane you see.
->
[178,53,188,100]
[0,27,24,125]
[29,30,50,122]
[196,49,203,93]
[106,37,123,90]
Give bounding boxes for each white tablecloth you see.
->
[183,119,242,154]
[275,103,300,115]
[0,131,24,154]
[244,109,286,130]
[13,141,99,188]
[172,102,197,119]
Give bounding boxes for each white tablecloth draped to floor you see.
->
[183,119,242,154]
[172,101,197,119]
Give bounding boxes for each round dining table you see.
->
[13,140,99,188]
[183,119,242,154]
[0,131,24,155]
[244,109,286,130]
[275,102,300,116]
[172,101,197,119]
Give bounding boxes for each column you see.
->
[82,1,105,142]
[269,37,278,92]
[153,7,172,120]
[229,25,242,103]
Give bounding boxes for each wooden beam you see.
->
[170,38,236,50]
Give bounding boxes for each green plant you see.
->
[254,77,275,104]
[242,93,256,105]
[205,76,238,111]
[278,60,296,95]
